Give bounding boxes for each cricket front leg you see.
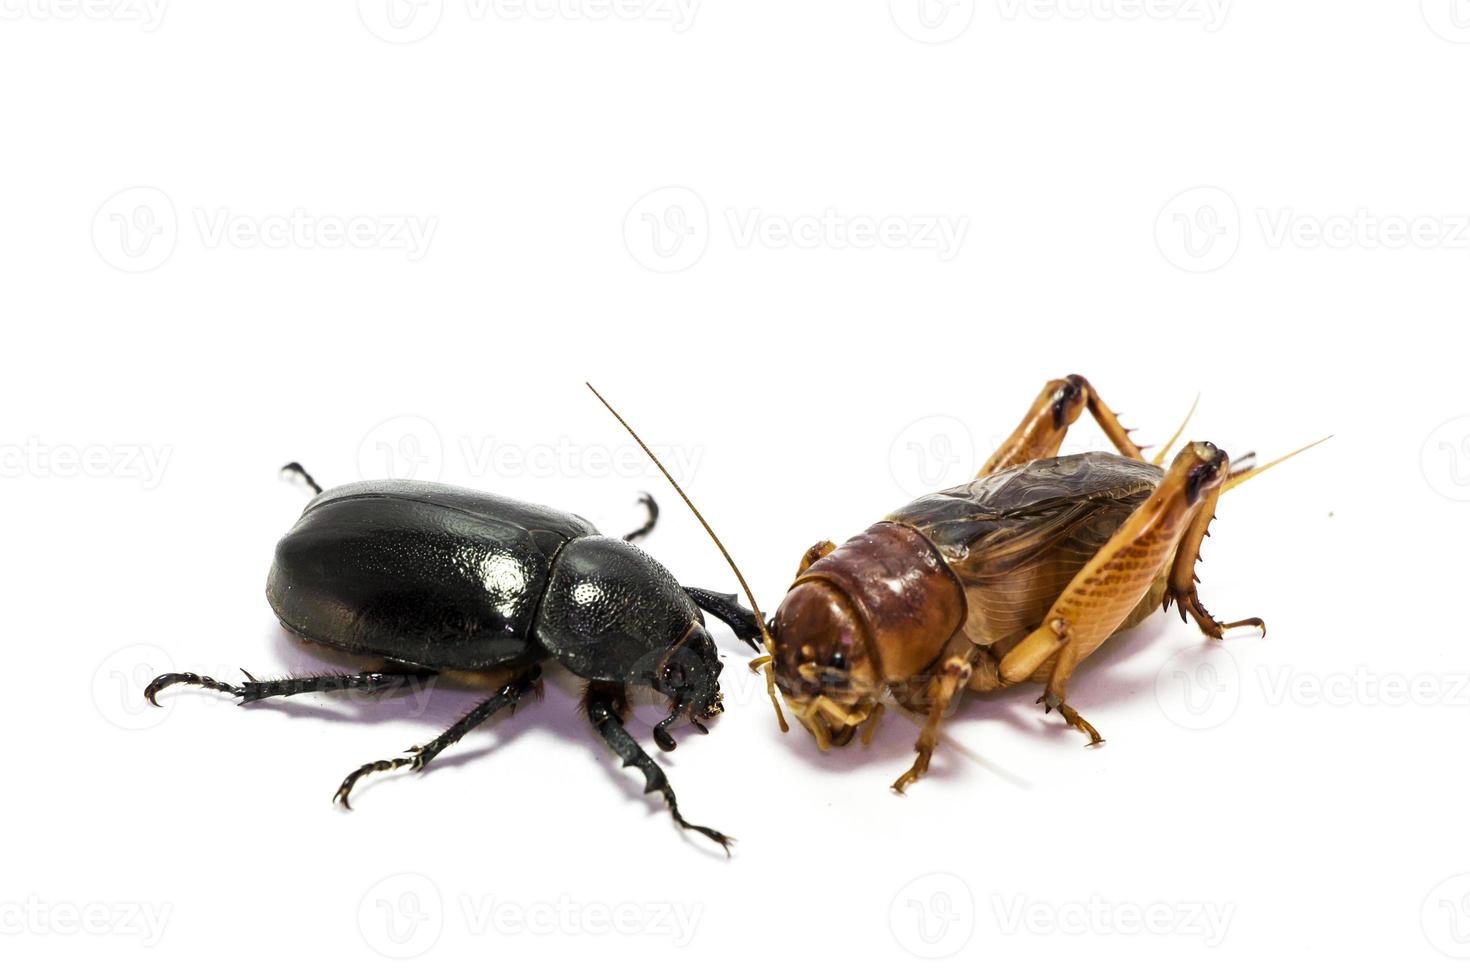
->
[979,374,1145,477]
[997,442,1232,742]
[1164,481,1266,639]
[891,651,977,794]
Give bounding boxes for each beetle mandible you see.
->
[145,463,759,852]
[594,377,1324,792]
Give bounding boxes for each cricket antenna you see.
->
[1223,436,1332,495]
[586,383,789,732]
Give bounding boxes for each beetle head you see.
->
[655,624,725,720]
[770,581,882,749]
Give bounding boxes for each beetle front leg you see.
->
[584,681,732,854]
[683,587,763,650]
[332,668,540,809]
[979,374,1145,477]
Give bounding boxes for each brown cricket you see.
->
[590,377,1324,792]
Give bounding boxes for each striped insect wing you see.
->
[885,453,1165,648]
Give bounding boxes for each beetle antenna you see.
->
[586,383,789,732]
[1222,436,1332,494]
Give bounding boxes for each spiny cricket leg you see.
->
[1164,480,1266,640]
[280,462,323,496]
[584,681,732,854]
[979,374,1146,477]
[891,652,975,794]
[794,540,835,578]
[144,668,433,706]
[998,442,1231,742]
[333,668,541,809]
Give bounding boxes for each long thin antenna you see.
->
[1151,394,1200,466]
[586,384,789,731]
[1223,436,1332,494]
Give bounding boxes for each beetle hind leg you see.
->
[332,668,540,809]
[584,681,733,855]
[144,668,433,706]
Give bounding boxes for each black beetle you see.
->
[146,463,760,852]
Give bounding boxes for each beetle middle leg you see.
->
[333,668,541,809]
[583,680,732,854]
[979,374,1146,476]
[145,668,434,706]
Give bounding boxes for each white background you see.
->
[3,2,1469,975]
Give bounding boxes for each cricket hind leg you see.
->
[996,442,1233,743]
[1164,479,1266,639]
[145,668,435,706]
[978,374,1146,477]
[280,462,323,496]
[583,681,732,854]
[333,667,541,809]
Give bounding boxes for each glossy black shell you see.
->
[266,481,597,671]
